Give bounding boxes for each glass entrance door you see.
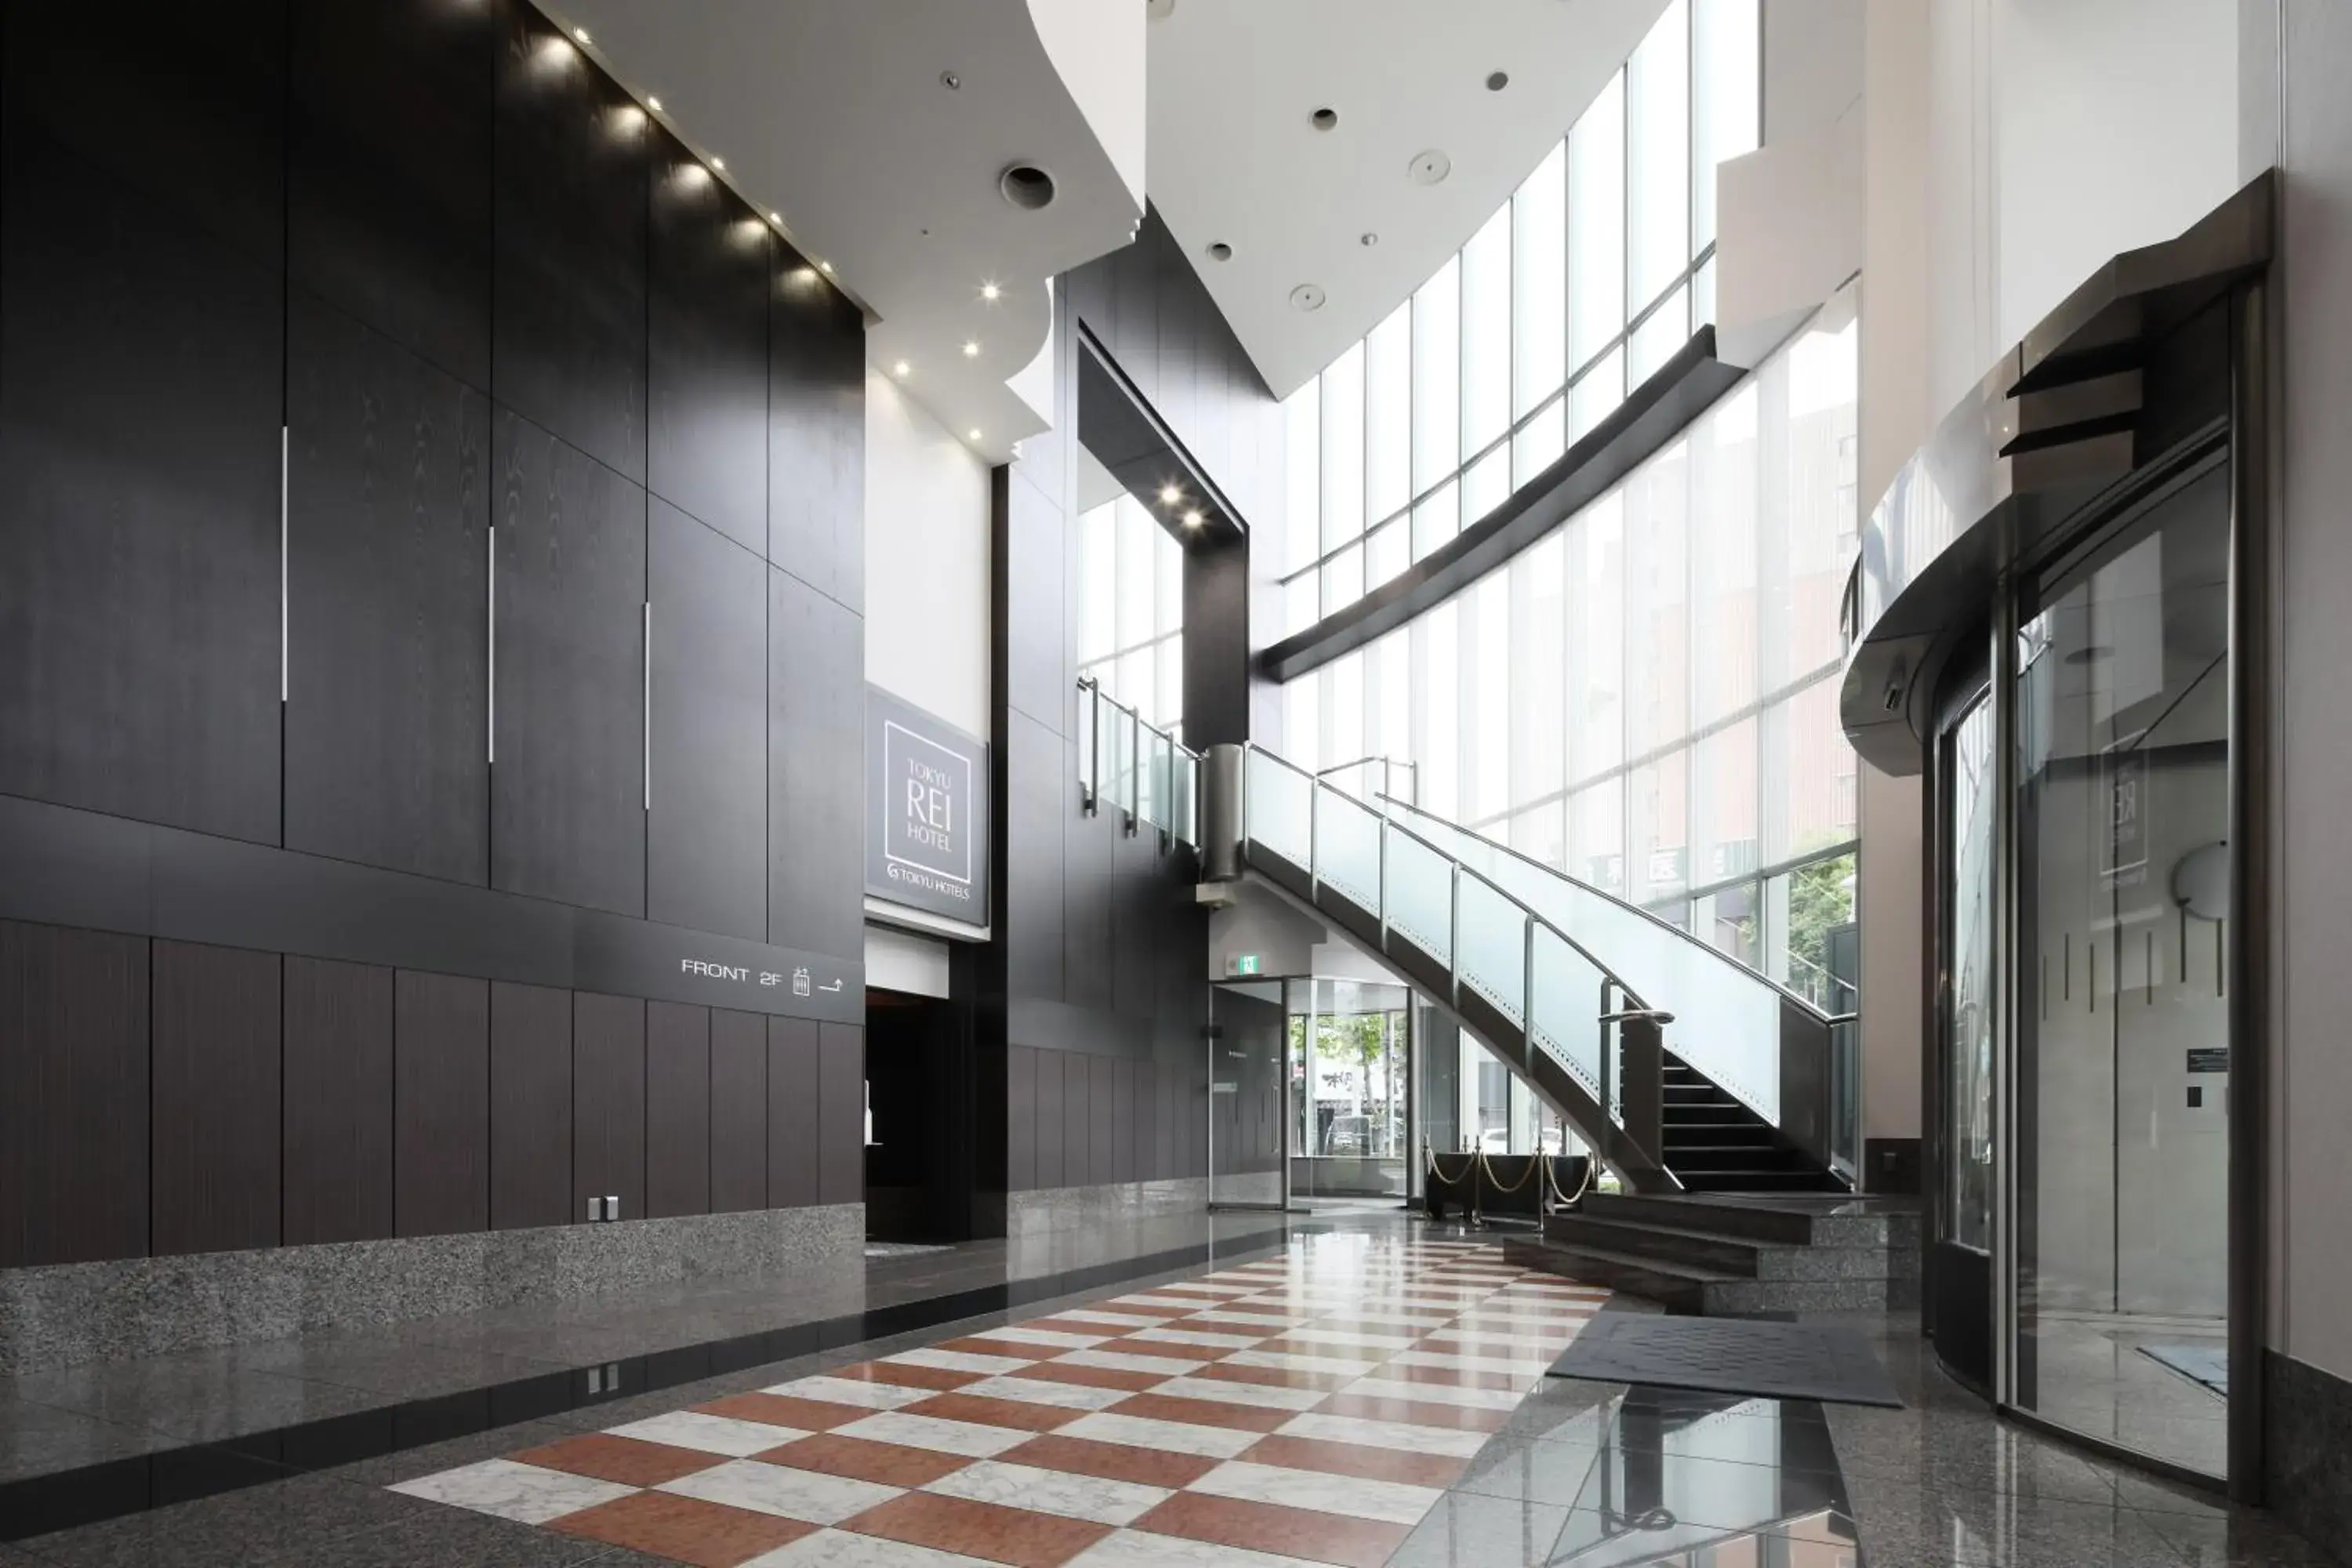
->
[1209,981,1289,1208]
[1933,688,1998,1392]
[2011,459,2233,1479]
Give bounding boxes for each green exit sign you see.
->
[1229,953,1261,977]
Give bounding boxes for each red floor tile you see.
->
[692,1392,875,1431]
[755,1431,978,1486]
[509,1431,726,1486]
[1313,1391,1511,1432]
[1131,1490,1409,1568]
[899,1392,1087,1433]
[1110,1392,1293,1433]
[844,1490,1112,1568]
[831,1359,989,1392]
[996,1433,1221,1489]
[1003,1360,1167,1394]
[549,1490,817,1566]
[931,1335,1053,1360]
[1236,1433,1469,1489]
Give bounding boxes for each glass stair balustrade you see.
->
[1228,745,1677,1193]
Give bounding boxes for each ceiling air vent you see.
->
[999,164,1056,211]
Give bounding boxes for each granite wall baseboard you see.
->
[1007,1178,1208,1240]
[2267,1348,2352,1562]
[0,1203,863,1377]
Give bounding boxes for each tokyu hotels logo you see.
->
[884,720,972,903]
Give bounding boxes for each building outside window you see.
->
[1278,0,1759,632]
[1077,492,1184,739]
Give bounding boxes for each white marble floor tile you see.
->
[924,1458,1171,1526]
[764,1375,938,1410]
[830,1410,1034,1458]
[1056,1348,1217,1376]
[1048,1308,1174,1329]
[387,1457,634,1525]
[1123,1327,1264,1351]
[1274,1411,1490,1458]
[1385,1349,1557,1378]
[1185,1458,1443,1525]
[1278,1327,1421,1349]
[954,1374,1134,1411]
[1107,1294,1218,1310]
[1055,1410,1264,1459]
[975,1326,1110,1350]
[743,1526,998,1566]
[1339,1376,1528,1410]
[659,1457,900,1524]
[887,1347,1034,1376]
[1221,1349,1385,1377]
[605,1410,804,1456]
[1143,1377,1328,1412]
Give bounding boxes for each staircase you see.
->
[1220,744,1853,1199]
[1661,1054,1843,1193]
[1503,1191,1920,1315]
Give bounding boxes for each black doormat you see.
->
[1548,1313,1904,1408]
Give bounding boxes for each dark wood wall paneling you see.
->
[394,971,491,1236]
[284,956,395,1245]
[573,993,646,1221]
[645,1000,713,1218]
[0,9,285,844]
[710,1011,768,1213]
[492,412,648,916]
[492,0,647,483]
[648,501,768,940]
[151,941,282,1257]
[286,293,492,884]
[0,0,877,1271]
[0,923,151,1268]
[770,260,866,609]
[768,573,864,964]
[767,1017,821,1209]
[491,981,573,1229]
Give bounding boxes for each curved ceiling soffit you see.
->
[546,0,1143,462]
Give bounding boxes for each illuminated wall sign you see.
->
[866,686,991,925]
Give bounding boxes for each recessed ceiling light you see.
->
[981,281,1000,300]
[962,340,980,358]
[1182,509,1204,528]
[768,210,782,223]
[573,26,591,43]
[1311,107,1338,132]
[710,157,724,171]
[1360,232,1378,247]
[968,429,983,441]
[1159,484,1182,506]
[1486,70,1509,91]
[893,361,910,378]
[940,69,961,90]
[1208,241,1232,261]
[819,260,833,274]
[647,96,662,112]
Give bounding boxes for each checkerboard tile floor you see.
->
[385,1235,1606,1566]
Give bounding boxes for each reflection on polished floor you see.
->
[0,1215,2336,1565]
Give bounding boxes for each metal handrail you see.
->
[1243,742,1658,1018]
[1376,791,1846,1025]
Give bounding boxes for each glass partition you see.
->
[1210,981,1288,1209]
[1289,978,1411,1199]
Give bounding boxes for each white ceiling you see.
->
[1145,0,1668,398]
[547,0,1145,463]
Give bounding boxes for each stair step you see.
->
[1501,1237,1740,1314]
[1676,1169,1849,1193]
[1543,1213,1766,1276]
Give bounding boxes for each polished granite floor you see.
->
[0,1214,2337,1566]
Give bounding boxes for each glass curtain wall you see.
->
[1287,979,1411,1198]
[1284,309,1862,985]
[1279,0,1759,630]
[1078,494,1185,738]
